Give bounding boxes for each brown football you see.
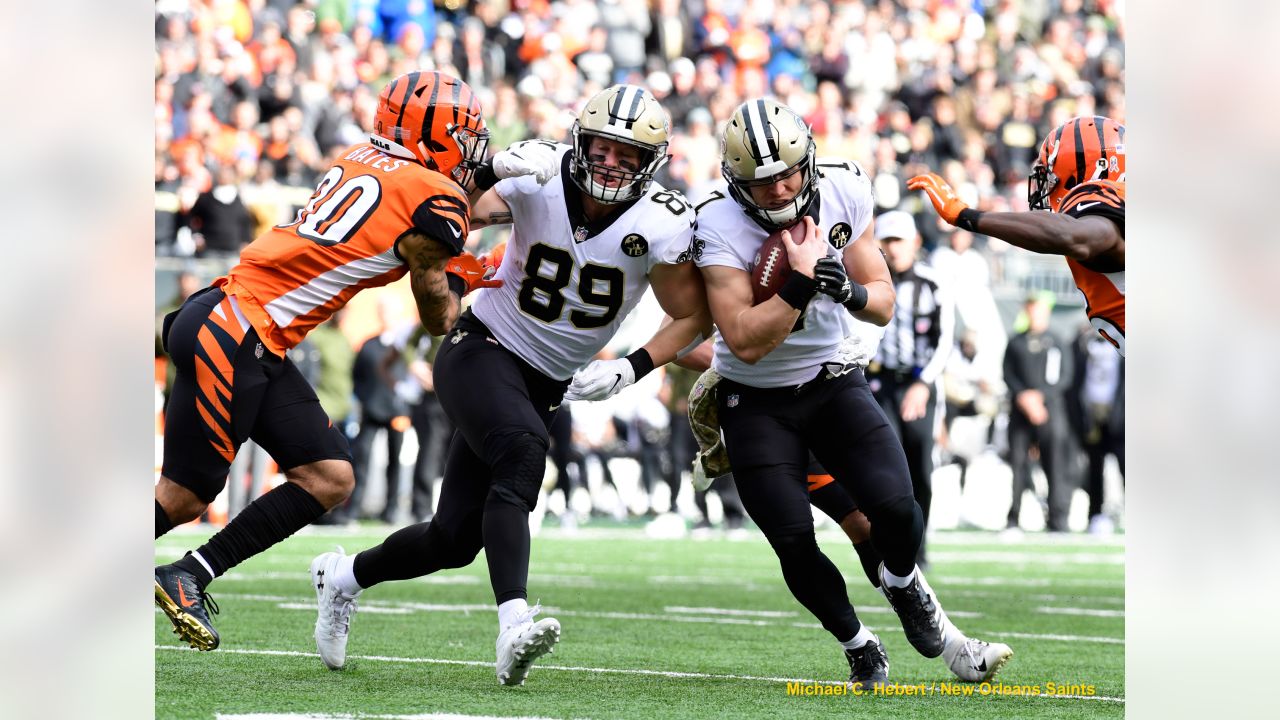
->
[750,222,805,305]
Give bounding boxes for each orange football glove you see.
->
[479,241,506,277]
[907,173,969,225]
[445,252,503,295]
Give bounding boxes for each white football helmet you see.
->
[721,98,818,230]
[570,84,671,204]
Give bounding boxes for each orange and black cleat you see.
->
[155,564,220,651]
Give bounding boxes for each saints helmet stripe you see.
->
[624,86,643,129]
[394,71,419,141]
[759,99,777,158]
[608,85,640,131]
[742,100,772,166]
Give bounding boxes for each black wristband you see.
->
[446,272,468,298]
[842,281,869,313]
[472,160,498,191]
[777,272,819,311]
[625,348,656,380]
[957,207,984,232]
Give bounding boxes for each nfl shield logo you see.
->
[255,343,264,359]
[573,225,590,243]
[726,394,739,408]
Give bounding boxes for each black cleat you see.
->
[155,564,220,651]
[879,564,945,658]
[845,638,890,692]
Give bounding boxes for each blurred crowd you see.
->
[155,0,1125,534]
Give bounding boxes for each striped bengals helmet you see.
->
[372,71,490,186]
[1029,116,1125,212]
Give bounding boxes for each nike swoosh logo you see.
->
[449,224,462,238]
[976,658,988,672]
[608,374,622,393]
[177,581,197,608]
[1075,201,1100,210]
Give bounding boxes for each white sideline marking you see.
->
[1035,606,1125,618]
[986,631,1123,645]
[161,645,1122,703]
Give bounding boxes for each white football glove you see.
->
[563,357,635,402]
[492,140,560,185]
[835,332,874,371]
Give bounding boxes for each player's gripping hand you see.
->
[445,252,503,295]
[492,140,560,185]
[563,358,635,402]
[813,256,853,303]
[907,173,969,225]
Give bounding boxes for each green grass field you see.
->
[156,524,1124,719]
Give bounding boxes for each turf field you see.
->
[155,524,1124,719]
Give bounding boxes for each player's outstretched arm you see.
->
[399,233,461,336]
[907,173,1122,262]
[468,189,514,230]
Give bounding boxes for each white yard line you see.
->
[1035,606,1125,618]
[161,645,1122,704]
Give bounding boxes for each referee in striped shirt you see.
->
[866,211,955,567]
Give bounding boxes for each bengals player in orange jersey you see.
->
[154,70,558,653]
[909,116,1126,355]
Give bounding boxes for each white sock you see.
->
[882,565,918,589]
[332,553,362,596]
[498,598,529,631]
[839,623,877,651]
[191,551,217,580]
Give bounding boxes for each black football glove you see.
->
[813,256,853,302]
[813,256,869,312]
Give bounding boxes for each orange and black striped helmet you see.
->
[372,71,490,186]
[1028,116,1125,212]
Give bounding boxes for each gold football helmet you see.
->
[570,84,671,203]
[720,98,818,229]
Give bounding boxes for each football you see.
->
[750,222,805,305]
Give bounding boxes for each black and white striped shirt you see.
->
[874,261,954,386]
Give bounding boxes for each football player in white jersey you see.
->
[694,98,967,689]
[681,327,1013,683]
[306,85,710,686]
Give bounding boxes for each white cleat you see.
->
[943,634,1013,683]
[311,548,359,670]
[495,605,561,686]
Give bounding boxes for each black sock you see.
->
[352,521,437,589]
[189,482,325,581]
[173,552,214,587]
[852,541,883,588]
[484,491,531,604]
[156,500,174,539]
